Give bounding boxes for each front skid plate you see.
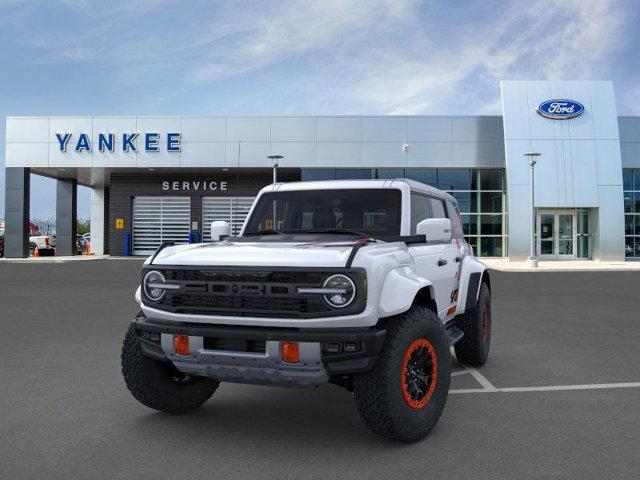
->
[164,335,330,388]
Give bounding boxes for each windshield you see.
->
[243,189,402,238]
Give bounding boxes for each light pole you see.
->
[266,154,283,230]
[267,154,282,184]
[525,152,541,267]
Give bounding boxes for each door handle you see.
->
[437,259,447,267]
[455,256,461,263]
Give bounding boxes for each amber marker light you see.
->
[281,342,300,363]
[173,335,190,356]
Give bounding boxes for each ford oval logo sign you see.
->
[536,99,584,120]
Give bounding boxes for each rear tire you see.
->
[454,282,491,367]
[353,306,451,442]
[121,324,219,414]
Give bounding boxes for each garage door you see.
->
[202,196,255,240]
[132,196,191,256]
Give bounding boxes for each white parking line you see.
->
[464,366,498,391]
[451,382,640,394]
[450,360,640,394]
[451,362,498,390]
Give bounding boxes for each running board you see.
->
[446,327,464,346]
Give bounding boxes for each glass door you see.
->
[557,213,574,258]
[538,213,555,259]
[577,210,592,259]
[537,210,578,260]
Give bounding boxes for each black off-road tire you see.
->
[454,282,491,367]
[353,306,451,442]
[121,324,219,414]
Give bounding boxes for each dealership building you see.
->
[4,80,640,260]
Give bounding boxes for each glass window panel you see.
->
[437,169,472,190]
[625,215,634,235]
[301,169,335,181]
[335,169,372,179]
[465,236,478,252]
[445,200,464,237]
[623,169,634,190]
[577,235,591,259]
[624,193,634,213]
[577,210,590,234]
[634,192,640,213]
[451,192,473,213]
[461,215,478,235]
[625,236,635,258]
[410,194,431,234]
[480,192,503,213]
[480,237,502,257]
[635,170,640,190]
[479,169,503,190]
[429,197,447,218]
[405,169,437,186]
[377,169,404,179]
[470,169,480,190]
[480,214,503,235]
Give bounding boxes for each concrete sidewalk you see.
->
[0,255,111,263]
[483,258,640,272]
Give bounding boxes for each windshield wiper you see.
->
[242,229,283,236]
[303,228,371,238]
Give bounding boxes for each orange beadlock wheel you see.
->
[401,338,438,409]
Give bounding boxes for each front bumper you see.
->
[133,314,386,388]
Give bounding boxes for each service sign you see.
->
[536,99,584,120]
[55,132,181,153]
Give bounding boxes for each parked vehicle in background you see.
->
[76,235,89,255]
[0,224,5,257]
[29,223,55,256]
[122,179,492,442]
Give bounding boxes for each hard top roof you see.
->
[268,179,457,204]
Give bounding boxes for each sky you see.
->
[1,0,639,220]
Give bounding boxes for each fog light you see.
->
[281,342,300,363]
[343,342,358,352]
[173,335,190,356]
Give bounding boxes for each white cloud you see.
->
[348,0,628,113]
[10,0,632,114]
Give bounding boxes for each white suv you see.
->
[121,179,492,442]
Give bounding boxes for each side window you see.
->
[410,194,431,234]
[429,197,447,219]
[446,200,464,238]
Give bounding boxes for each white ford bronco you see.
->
[122,179,492,442]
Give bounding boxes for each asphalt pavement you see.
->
[1,260,639,479]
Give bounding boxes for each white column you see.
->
[90,188,105,255]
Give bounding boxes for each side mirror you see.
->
[416,218,452,243]
[210,221,230,241]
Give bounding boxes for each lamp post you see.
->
[267,154,282,184]
[525,152,541,267]
[266,154,283,229]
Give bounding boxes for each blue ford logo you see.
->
[536,99,584,120]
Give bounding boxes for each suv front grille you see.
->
[144,267,366,319]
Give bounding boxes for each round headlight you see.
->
[322,274,356,308]
[143,270,166,302]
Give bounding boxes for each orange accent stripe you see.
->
[447,305,457,316]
